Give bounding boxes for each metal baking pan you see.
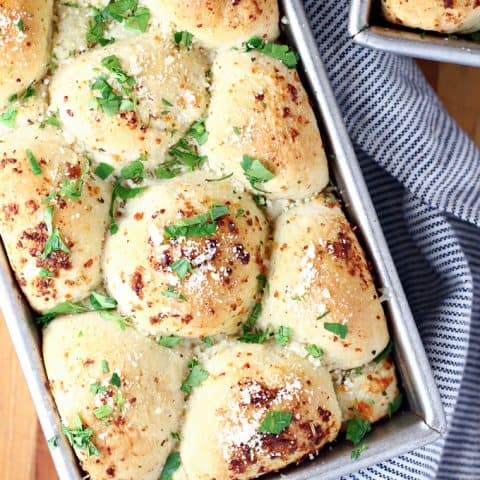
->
[0,0,446,478]
[349,0,480,66]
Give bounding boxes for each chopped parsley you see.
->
[258,411,293,434]
[16,19,24,31]
[241,155,274,191]
[39,268,54,278]
[161,98,173,107]
[274,325,291,346]
[158,335,182,348]
[36,301,89,326]
[39,113,61,128]
[125,6,150,31]
[99,310,129,330]
[232,126,241,135]
[59,160,90,200]
[316,310,330,320]
[94,162,115,180]
[238,303,268,344]
[62,415,99,456]
[0,107,17,128]
[170,258,193,280]
[94,405,113,419]
[90,381,107,395]
[102,360,110,373]
[244,37,299,68]
[351,443,368,460]
[164,204,228,239]
[47,435,58,448]
[206,173,233,182]
[41,205,71,259]
[202,337,214,348]
[171,432,181,441]
[374,339,394,363]
[324,322,347,339]
[388,393,403,418]
[109,372,121,387]
[187,118,208,145]
[256,274,266,292]
[346,412,371,446]
[181,358,209,395]
[174,31,193,49]
[89,291,117,310]
[305,344,324,358]
[26,149,42,175]
[160,451,181,480]
[161,285,187,301]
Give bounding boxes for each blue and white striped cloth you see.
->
[304,1,480,478]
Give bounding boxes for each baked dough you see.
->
[180,342,341,479]
[258,196,389,369]
[43,312,187,480]
[332,357,399,425]
[0,126,111,313]
[103,172,269,338]
[202,50,329,200]
[143,0,279,49]
[382,0,480,34]
[50,34,210,172]
[0,0,53,108]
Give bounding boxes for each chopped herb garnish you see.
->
[164,204,228,239]
[47,435,58,448]
[0,107,17,128]
[99,310,129,330]
[90,291,117,310]
[351,443,368,460]
[238,303,268,344]
[324,322,347,339]
[202,337,214,347]
[17,19,24,31]
[94,405,113,419]
[241,154,274,191]
[161,285,187,301]
[36,301,88,326]
[388,393,403,418]
[160,451,181,480]
[253,194,266,208]
[258,411,293,434]
[244,37,299,68]
[171,258,193,280]
[316,310,330,320]
[346,412,371,446]
[274,325,291,346]
[102,360,110,373]
[206,173,233,182]
[171,432,180,441]
[305,344,324,358]
[291,295,302,301]
[59,161,90,200]
[116,391,125,411]
[125,6,150,31]
[158,335,182,348]
[181,358,209,395]
[235,208,245,218]
[354,367,363,375]
[41,205,71,260]
[62,415,99,456]
[90,381,107,395]
[256,274,266,292]
[187,118,208,145]
[39,268,54,278]
[168,138,206,170]
[374,339,394,364]
[162,98,173,107]
[62,2,80,7]
[40,114,61,128]
[94,162,115,180]
[109,372,121,388]
[232,126,241,135]
[174,30,193,49]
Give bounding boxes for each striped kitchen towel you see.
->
[304,0,480,478]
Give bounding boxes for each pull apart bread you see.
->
[382,0,480,34]
[0,0,400,478]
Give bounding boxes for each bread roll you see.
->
[50,34,209,172]
[43,312,187,480]
[180,342,341,479]
[103,172,269,338]
[382,0,480,34]
[258,196,389,369]
[0,0,53,108]
[332,357,399,425]
[202,50,329,200]
[143,0,279,49]
[0,126,111,313]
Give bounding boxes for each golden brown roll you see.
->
[0,0,53,108]
[202,50,329,200]
[0,126,111,313]
[143,0,279,49]
[49,34,209,172]
[180,342,341,479]
[382,0,480,34]
[102,172,269,338]
[258,195,389,369]
[332,357,400,425]
[43,312,187,480]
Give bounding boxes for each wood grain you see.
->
[1,60,479,479]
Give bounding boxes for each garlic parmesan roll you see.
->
[180,342,341,479]
[50,35,209,172]
[43,312,187,480]
[0,126,111,313]
[0,0,53,108]
[332,357,399,425]
[258,196,389,369]
[103,172,269,338]
[143,0,279,49]
[382,0,480,34]
[202,50,329,200]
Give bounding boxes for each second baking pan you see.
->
[0,0,447,478]
[349,0,480,66]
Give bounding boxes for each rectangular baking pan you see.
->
[349,0,480,66]
[0,0,447,478]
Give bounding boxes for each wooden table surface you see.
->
[1,60,480,480]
